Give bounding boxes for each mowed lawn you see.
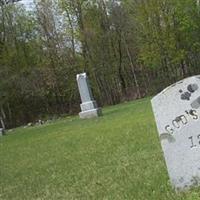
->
[0,98,200,200]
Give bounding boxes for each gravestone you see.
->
[0,128,5,136]
[0,117,5,136]
[76,73,102,119]
[151,75,200,190]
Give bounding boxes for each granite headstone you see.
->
[151,75,200,190]
[77,73,102,119]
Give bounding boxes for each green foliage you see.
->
[131,0,200,71]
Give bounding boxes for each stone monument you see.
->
[151,75,200,190]
[76,73,102,119]
[0,117,5,136]
[0,128,5,136]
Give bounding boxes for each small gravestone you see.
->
[151,75,200,190]
[76,73,102,119]
[0,128,5,136]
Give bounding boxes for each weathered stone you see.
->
[76,73,102,119]
[27,122,33,127]
[79,108,102,119]
[0,128,5,136]
[151,75,200,190]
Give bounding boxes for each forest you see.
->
[0,0,200,128]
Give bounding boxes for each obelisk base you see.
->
[79,108,102,119]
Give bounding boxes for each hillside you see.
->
[0,98,199,200]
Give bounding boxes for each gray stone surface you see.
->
[151,75,200,190]
[0,128,4,136]
[79,108,102,119]
[77,73,102,119]
[77,73,94,102]
[80,101,97,112]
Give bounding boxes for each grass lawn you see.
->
[0,98,200,200]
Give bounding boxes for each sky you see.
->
[20,0,34,10]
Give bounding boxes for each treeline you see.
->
[0,0,200,128]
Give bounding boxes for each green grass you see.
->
[0,98,200,200]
